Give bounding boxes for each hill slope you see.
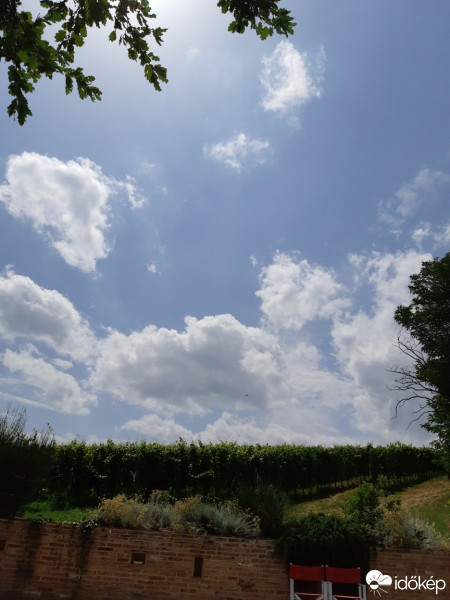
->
[289,476,450,539]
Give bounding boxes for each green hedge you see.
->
[46,441,439,508]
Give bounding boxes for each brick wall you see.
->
[368,547,450,599]
[0,519,448,600]
[0,519,287,600]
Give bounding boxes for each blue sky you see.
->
[1,0,449,445]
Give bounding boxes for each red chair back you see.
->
[325,567,361,585]
[290,565,325,582]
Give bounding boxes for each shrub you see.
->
[341,482,384,531]
[0,404,54,518]
[173,496,259,537]
[95,495,146,529]
[385,512,448,550]
[207,501,260,537]
[340,481,402,545]
[234,483,289,537]
[172,495,211,533]
[276,513,370,572]
[94,493,259,537]
[141,490,176,531]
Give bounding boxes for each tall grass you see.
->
[94,493,260,538]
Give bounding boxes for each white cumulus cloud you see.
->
[91,249,433,445]
[0,268,96,362]
[91,313,282,416]
[121,413,194,443]
[260,41,325,118]
[256,252,348,331]
[0,152,145,272]
[2,346,96,415]
[0,249,435,444]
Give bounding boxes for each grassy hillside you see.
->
[289,475,450,540]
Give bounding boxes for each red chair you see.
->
[289,565,327,600]
[324,566,366,600]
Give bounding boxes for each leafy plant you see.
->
[140,490,176,531]
[341,482,384,532]
[1,0,296,124]
[173,495,259,537]
[94,493,259,537]
[235,483,289,537]
[391,253,450,477]
[340,481,402,546]
[386,513,449,550]
[95,494,146,529]
[0,404,54,518]
[276,513,370,572]
[47,440,439,509]
[208,502,260,537]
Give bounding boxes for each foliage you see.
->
[1,0,296,124]
[47,440,439,509]
[340,482,385,532]
[234,483,289,537]
[385,512,449,550]
[276,513,370,572]
[0,404,54,519]
[173,495,259,537]
[392,253,450,475]
[94,492,259,537]
[20,500,94,524]
[95,494,147,529]
[218,0,295,40]
[141,489,176,530]
[340,481,401,546]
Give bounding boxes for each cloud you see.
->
[0,269,98,415]
[379,168,450,227]
[0,268,96,362]
[0,251,435,444]
[412,221,450,249]
[121,410,350,445]
[331,250,432,436]
[203,133,271,171]
[147,263,158,274]
[122,175,147,209]
[0,152,145,272]
[90,249,433,445]
[121,413,194,443]
[260,41,325,118]
[2,345,96,415]
[256,252,348,331]
[91,313,282,416]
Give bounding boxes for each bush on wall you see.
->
[276,513,371,572]
[94,493,260,538]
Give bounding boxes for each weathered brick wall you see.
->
[0,519,448,600]
[0,519,287,600]
[368,547,450,599]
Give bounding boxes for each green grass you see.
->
[20,500,94,523]
[397,476,450,537]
